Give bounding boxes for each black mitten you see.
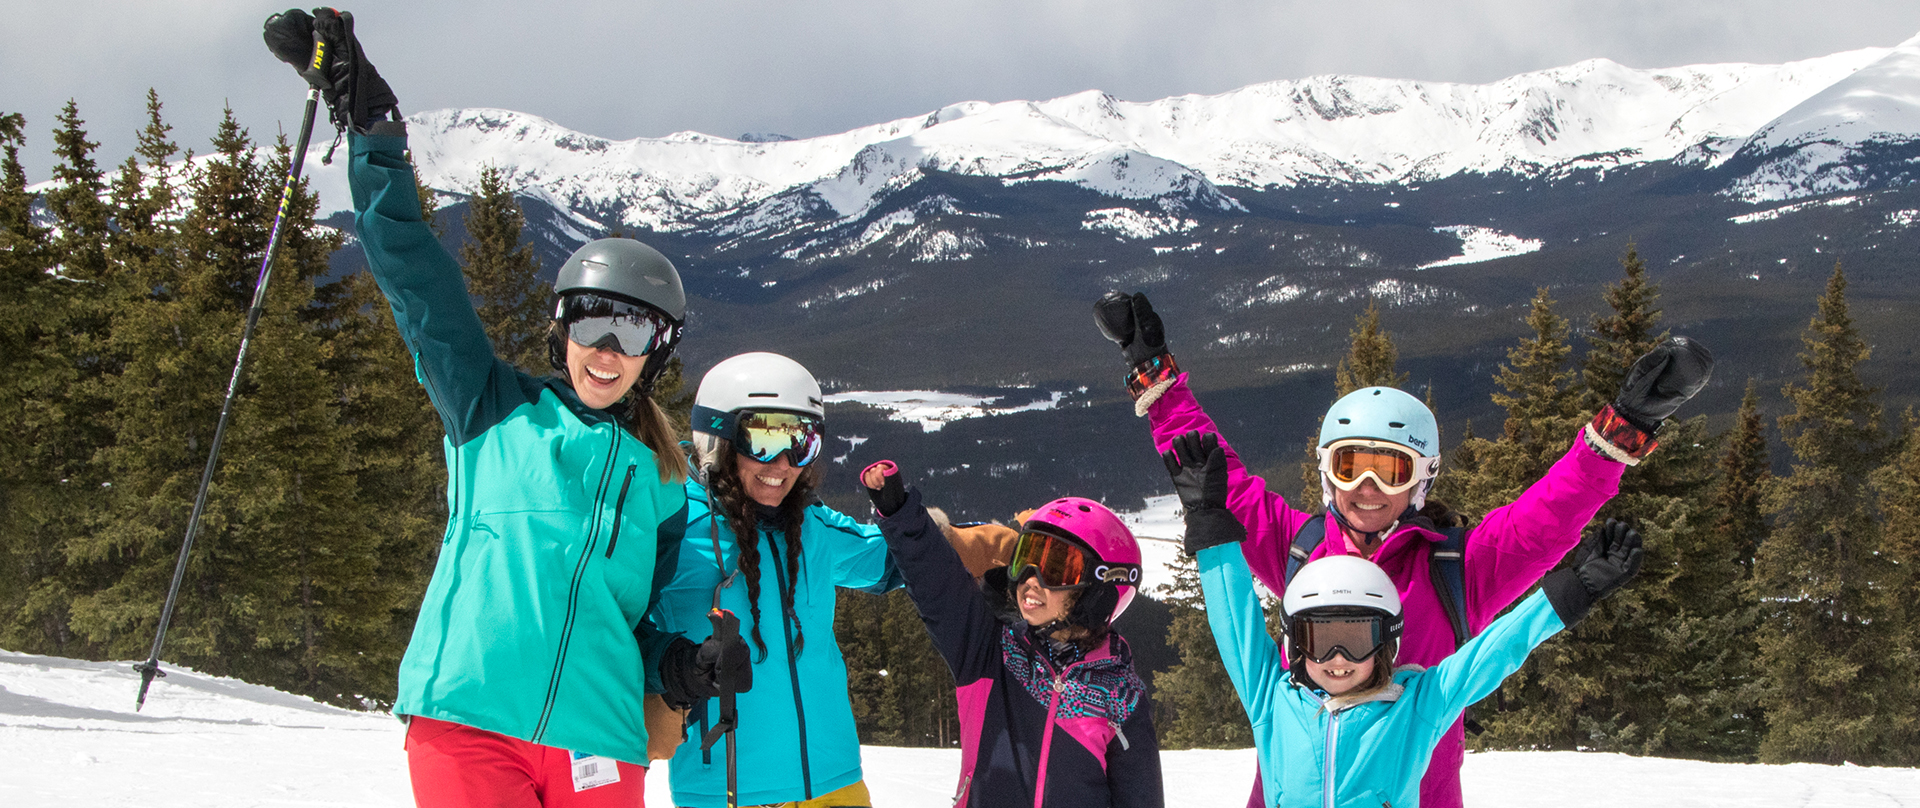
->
[1162,430,1246,556]
[1613,337,1714,431]
[1094,291,1179,402]
[264,8,400,133]
[1542,519,1645,626]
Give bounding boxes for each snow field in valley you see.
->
[5,650,1917,807]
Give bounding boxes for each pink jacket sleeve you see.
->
[1462,440,1625,629]
[1145,375,1315,592]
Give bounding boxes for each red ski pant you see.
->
[406,716,649,808]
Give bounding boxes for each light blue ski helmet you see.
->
[1317,386,1442,510]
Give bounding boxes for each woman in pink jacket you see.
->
[1092,292,1712,808]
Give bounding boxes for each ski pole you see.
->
[700,607,742,808]
[133,87,323,710]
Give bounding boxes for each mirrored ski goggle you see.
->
[1009,527,1139,590]
[1291,612,1392,664]
[556,292,681,358]
[692,405,825,467]
[1317,439,1437,495]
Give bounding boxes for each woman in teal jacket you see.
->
[1166,432,1644,808]
[288,12,702,801]
[646,352,901,808]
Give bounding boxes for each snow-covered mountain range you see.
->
[303,30,1920,244]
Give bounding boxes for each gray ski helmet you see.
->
[548,238,688,396]
[554,238,687,321]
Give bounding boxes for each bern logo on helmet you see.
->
[1405,435,1429,451]
[1094,565,1140,584]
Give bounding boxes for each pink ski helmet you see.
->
[1016,496,1144,625]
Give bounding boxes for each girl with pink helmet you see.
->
[859,461,1163,808]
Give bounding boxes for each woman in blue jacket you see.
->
[645,352,900,808]
[1165,432,1643,808]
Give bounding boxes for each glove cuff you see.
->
[1182,508,1247,556]
[1584,404,1657,465]
[1541,567,1595,627]
[1124,353,1178,402]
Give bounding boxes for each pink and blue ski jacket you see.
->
[1146,375,1622,808]
[1199,540,1571,808]
[876,488,1164,808]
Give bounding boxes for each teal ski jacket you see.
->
[646,477,900,808]
[351,129,688,765]
[1198,541,1566,808]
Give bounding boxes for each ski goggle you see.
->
[1317,439,1438,495]
[1009,527,1140,590]
[555,293,681,358]
[692,405,825,467]
[1290,611,1392,664]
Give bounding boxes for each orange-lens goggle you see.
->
[1318,440,1432,495]
[1008,528,1139,589]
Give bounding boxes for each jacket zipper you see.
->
[532,427,622,741]
[1323,703,1341,808]
[604,464,638,558]
[1034,676,1066,808]
[770,530,814,799]
[954,772,973,807]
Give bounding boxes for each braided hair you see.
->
[707,445,822,661]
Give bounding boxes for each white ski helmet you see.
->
[690,352,825,466]
[1281,555,1404,630]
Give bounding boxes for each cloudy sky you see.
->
[6,1,1920,181]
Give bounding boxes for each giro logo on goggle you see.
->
[1094,565,1140,584]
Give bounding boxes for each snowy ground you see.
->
[4,649,1917,807]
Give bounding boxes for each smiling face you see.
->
[565,339,647,410]
[1332,477,1413,551]
[1303,649,1378,696]
[1014,575,1075,627]
[735,453,800,508]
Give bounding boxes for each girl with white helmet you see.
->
[858,462,1164,808]
[273,12,727,803]
[1171,426,1645,808]
[1095,291,1712,808]
[643,352,901,808]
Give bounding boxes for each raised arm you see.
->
[1095,292,1316,590]
[864,461,1002,681]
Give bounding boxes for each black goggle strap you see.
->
[692,404,737,438]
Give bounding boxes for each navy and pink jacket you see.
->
[1145,375,1623,808]
[876,488,1164,808]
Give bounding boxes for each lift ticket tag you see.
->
[570,751,620,792]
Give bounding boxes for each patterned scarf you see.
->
[1001,626,1146,724]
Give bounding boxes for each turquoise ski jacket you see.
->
[351,130,688,765]
[646,478,900,808]
[1198,541,1566,808]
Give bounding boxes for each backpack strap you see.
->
[1282,515,1327,588]
[1427,526,1472,649]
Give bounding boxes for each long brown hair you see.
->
[706,443,823,661]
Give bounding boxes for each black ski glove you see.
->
[1584,337,1713,463]
[1094,291,1179,402]
[862,460,907,517]
[1162,430,1246,556]
[657,615,753,710]
[1542,519,1644,627]
[1613,337,1714,431]
[263,8,400,133]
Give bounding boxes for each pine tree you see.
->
[1870,408,1920,762]
[1455,288,1582,516]
[1581,243,1662,414]
[1150,552,1253,747]
[836,587,958,747]
[1753,263,1910,764]
[459,164,551,374]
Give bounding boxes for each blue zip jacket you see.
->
[646,476,900,808]
[351,130,688,764]
[1198,541,1567,808]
